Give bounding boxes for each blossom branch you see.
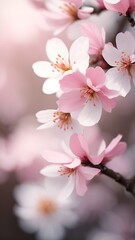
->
[126,12,135,27]
[83,160,135,197]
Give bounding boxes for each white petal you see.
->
[70,36,89,73]
[32,61,61,78]
[102,44,121,66]
[106,68,131,97]
[116,31,135,56]
[58,175,75,201]
[46,38,69,64]
[42,78,60,94]
[40,165,62,177]
[78,98,102,126]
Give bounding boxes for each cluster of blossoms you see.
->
[14,1,135,240]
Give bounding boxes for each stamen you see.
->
[59,2,78,20]
[53,112,73,131]
[58,166,75,177]
[51,54,71,73]
[115,51,132,75]
[80,86,96,104]
[37,198,57,215]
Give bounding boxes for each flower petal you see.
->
[46,38,69,64]
[102,44,121,66]
[116,31,135,56]
[40,164,62,177]
[42,78,60,94]
[32,61,61,78]
[105,68,131,97]
[77,98,102,126]
[42,150,72,163]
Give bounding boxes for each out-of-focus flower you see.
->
[14,179,78,240]
[103,0,135,15]
[58,67,117,126]
[32,36,89,94]
[44,0,93,35]
[102,31,135,97]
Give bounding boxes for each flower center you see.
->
[80,86,96,103]
[58,166,75,177]
[53,111,73,130]
[37,198,57,215]
[115,52,132,75]
[51,54,71,73]
[60,2,78,20]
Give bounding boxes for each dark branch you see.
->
[126,12,135,27]
[82,160,135,197]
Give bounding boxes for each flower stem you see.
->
[83,161,135,196]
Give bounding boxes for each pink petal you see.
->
[86,66,106,87]
[75,170,88,196]
[70,133,89,159]
[60,71,86,91]
[57,90,84,112]
[98,92,116,112]
[79,166,100,180]
[65,158,81,168]
[42,150,72,163]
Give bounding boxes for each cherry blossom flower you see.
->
[32,36,89,94]
[81,22,106,56]
[14,180,78,240]
[103,0,135,15]
[57,67,117,126]
[40,126,109,196]
[44,0,93,35]
[102,31,135,97]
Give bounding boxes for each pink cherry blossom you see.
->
[44,0,93,35]
[57,67,117,126]
[81,22,106,56]
[41,145,100,196]
[103,0,135,15]
[32,36,89,94]
[103,134,127,163]
[102,31,135,97]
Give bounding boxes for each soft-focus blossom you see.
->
[102,31,135,97]
[44,0,93,35]
[58,67,117,126]
[32,36,89,94]
[14,180,78,240]
[103,0,135,15]
[81,22,106,55]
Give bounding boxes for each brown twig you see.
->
[126,12,135,27]
[83,160,135,197]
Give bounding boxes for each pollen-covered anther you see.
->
[58,166,75,177]
[51,54,71,73]
[115,52,132,74]
[59,2,78,20]
[37,198,57,215]
[53,111,73,130]
[80,86,96,102]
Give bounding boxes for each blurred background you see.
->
[0,1,135,240]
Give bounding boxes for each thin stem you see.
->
[83,160,135,197]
